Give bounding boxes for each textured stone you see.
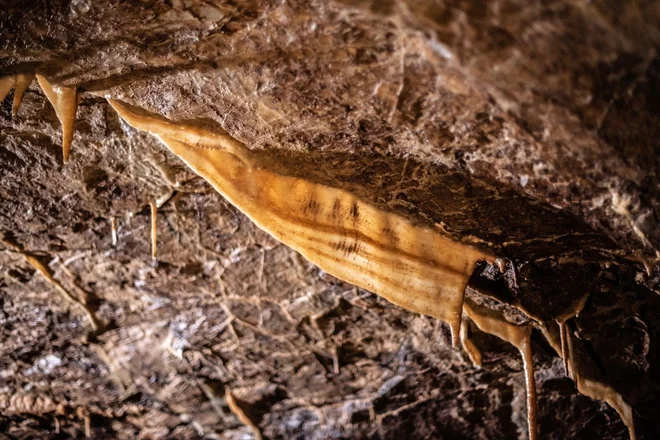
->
[1,1,659,439]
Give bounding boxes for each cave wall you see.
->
[1,1,659,439]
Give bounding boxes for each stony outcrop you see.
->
[1,1,659,439]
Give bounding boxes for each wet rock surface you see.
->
[1,1,659,439]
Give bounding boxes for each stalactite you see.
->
[463,301,537,440]
[108,98,496,347]
[566,329,636,440]
[11,72,34,116]
[0,75,15,102]
[35,75,78,163]
[149,200,158,259]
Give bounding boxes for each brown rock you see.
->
[1,1,659,439]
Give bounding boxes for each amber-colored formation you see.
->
[12,73,35,117]
[460,315,482,367]
[110,217,118,247]
[566,329,636,440]
[0,72,35,117]
[35,75,78,163]
[556,294,589,377]
[576,378,636,440]
[0,76,15,103]
[463,301,537,440]
[107,99,495,347]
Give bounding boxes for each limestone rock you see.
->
[1,1,659,439]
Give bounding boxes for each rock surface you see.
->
[1,1,659,439]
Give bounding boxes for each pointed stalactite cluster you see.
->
[12,73,35,117]
[1,72,78,163]
[462,301,538,440]
[543,312,637,440]
[0,72,36,117]
[571,360,637,440]
[0,67,640,440]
